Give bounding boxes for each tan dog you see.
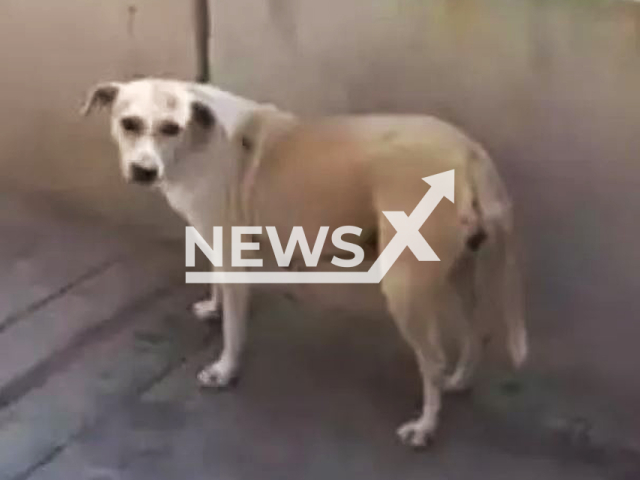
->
[82,79,527,448]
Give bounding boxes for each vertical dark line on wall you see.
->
[193,0,211,83]
[126,4,137,38]
[125,4,143,79]
[268,0,298,52]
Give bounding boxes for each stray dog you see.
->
[82,79,527,448]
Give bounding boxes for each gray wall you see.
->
[211,0,640,427]
[0,0,195,235]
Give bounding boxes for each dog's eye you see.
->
[158,121,182,137]
[120,117,143,134]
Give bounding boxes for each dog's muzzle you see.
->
[129,164,158,185]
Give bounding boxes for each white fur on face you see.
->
[109,80,196,182]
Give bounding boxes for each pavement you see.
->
[0,192,639,480]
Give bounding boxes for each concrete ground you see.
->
[1,193,639,480]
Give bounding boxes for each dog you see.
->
[82,78,527,448]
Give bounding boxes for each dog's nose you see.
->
[129,164,158,184]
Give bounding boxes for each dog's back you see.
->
[241,113,480,251]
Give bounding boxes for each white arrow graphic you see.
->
[368,169,454,282]
[186,170,455,284]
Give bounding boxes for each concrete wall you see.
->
[211,0,640,427]
[0,0,196,235]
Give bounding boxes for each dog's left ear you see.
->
[190,101,216,129]
[81,83,121,116]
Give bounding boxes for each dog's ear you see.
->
[80,83,120,116]
[190,101,216,129]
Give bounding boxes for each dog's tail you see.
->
[466,146,528,367]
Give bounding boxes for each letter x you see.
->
[383,211,439,261]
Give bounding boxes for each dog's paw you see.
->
[397,419,435,449]
[191,299,222,321]
[197,361,238,389]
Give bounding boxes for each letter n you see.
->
[185,226,223,267]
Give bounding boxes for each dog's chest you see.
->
[162,180,223,232]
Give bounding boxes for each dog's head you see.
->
[81,79,256,186]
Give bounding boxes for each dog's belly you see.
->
[248,172,382,310]
[249,180,377,265]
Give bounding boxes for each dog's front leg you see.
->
[198,282,249,388]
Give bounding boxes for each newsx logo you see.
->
[185,170,454,284]
[187,224,366,269]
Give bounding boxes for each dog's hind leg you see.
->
[382,265,447,448]
[442,287,481,393]
[442,256,481,393]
